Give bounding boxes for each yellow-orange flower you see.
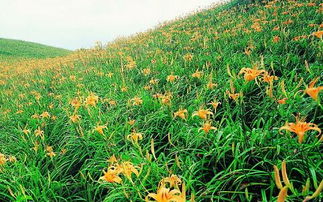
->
[70,98,81,109]
[312,30,323,39]
[34,127,44,139]
[191,70,203,79]
[45,146,56,158]
[226,90,242,101]
[146,185,183,202]
[173,109,188,120]
[149,79,159,85]
[100,168,122,184]
[209,101,221,111]
[142,68,151,76]
[107,155,117,163]
[161,174,182,188]
[121,86,128,92]
[40,111,50,118]
[69,114,81,123]
[239,66,266,81]
[117,161,139,181]
[166,73,179,83]
[199,121,217,133]
[304,77,323,101]
[94,125,107,135]
[206,81,217,89]
[263,73,278,83]
[130,96,143,106]
[273,36,280,43]
[279,116,321,143]
[8,156,17,163]
[22,128,31,135]
[192,108,213,119]
[85,93,99,106]
[0,153,7,165]
[277,98,288,105]
[127,132,143,144]
[128,119,136,125]
[183,53,193,61]
[160,93,172,105]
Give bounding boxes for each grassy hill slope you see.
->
[0,38,71,61]
[0,0,322,201]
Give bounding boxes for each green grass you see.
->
[0,0,322,201]
[0,38,71,61]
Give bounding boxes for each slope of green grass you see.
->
[0,38,71,61]
[0,0,322,201]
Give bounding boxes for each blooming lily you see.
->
[304,77,323,101]
[279,116,321,143]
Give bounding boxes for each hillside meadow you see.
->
[0,0,322,201]
[0,38,71,63]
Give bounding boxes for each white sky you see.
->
[0,0,222,50]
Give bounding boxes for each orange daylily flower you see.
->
[117,161,139,181]
[277,98,288,104]
[121,86,128,92]
[239,66,266,81]
[209,101,221,111]
[166,73,179,83]
[69,114,81,123]
[226,90,242,101]
[34,127,44,139]
[263,72,278,83]
[183,53,193,61]
[192,108,213,119]
[128,119,136,125]
[161,175,182,188]
[159,93,172,105]
[146,175,188,202]
[130,96,143,106]
[22,128,31,135]
[94,125,107,135]
[304,77,323,101]
[0,153,7,165]
[45,146,56,158]
[107,155,118,163]
[273,36,280,43]
[85,93,99,106]
[173,109,188,120]
[146,185,183,202]
[312,30,323,39]
[142,68,151,76]
[206,81,217,89]
[127,132,143,144]
[279,116,321,143]
[100,167,122,184]
[40,111,50,118]
[199,121,217,133]
[149,79,159,85]
[191,70,203,79]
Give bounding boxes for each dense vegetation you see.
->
[0,38,71,62]
[0,0,322,201]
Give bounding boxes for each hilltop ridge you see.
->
[0,38,71,61]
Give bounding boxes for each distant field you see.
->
[0,38,71,61]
